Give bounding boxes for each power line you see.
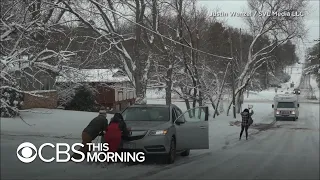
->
[91,0,233,60]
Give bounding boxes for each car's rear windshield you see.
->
[277,102,295,108]
[122,107,170,121]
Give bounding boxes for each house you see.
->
[55,68,136,112]
[1,55,58,109]
[1,55,56,91]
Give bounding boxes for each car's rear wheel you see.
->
[181,149,190,156]
[165,138,176,164]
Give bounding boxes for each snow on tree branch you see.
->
[1,0,76,117]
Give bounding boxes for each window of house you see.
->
[40,76,51,90]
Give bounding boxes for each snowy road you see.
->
[134,103,319,180]
[1,103,319,179]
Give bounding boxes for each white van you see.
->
[272,94,299,121]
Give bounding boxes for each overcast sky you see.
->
[197,0,320,62]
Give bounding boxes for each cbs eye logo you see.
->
[16,142,38,163]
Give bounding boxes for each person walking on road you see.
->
[239,108,254,140]
[72,107,109,160]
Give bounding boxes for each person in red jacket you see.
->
[104,113,130,153]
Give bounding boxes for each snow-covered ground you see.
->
[1,100,275,179]
[1,109,114,139]
[1,99,273,179]
[1,100,273,139]
[146,88,181,99]
[1,102,319,179]
[1,92,316,179]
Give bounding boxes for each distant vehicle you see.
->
[272,94,299,121]
[119,104,209,164]
[293,88,301,95]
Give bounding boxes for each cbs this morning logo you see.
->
[16,142,145,163]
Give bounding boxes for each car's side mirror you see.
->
[175,118,184,125]
[297,104,299,108]
[272,104,274,108]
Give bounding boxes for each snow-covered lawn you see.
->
[1,100,274,140]
[1,109,115,139]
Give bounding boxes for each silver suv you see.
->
[120,104,209,164]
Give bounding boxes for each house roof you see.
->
[55,68,130,83]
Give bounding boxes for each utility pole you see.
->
[229,29,236,119]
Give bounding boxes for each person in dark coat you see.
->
[239,108,254,140]
[72,107,109,160]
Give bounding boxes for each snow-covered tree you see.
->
[227,0,308,114]
[304,40,320,88]
[1,0,75,117]
[59,0,153,104]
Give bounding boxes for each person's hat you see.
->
[99,107,107,114]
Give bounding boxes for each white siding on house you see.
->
[114,82,136,102]
[124,82,128,100]
[129,91,134,99]
[114,89,118,102]
[118,91,123,101]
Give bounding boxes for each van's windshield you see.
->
[277,102,295,108]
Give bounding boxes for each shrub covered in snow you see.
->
[64,84,98,112]
[56,83,78,107]
[0,85,24,117]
